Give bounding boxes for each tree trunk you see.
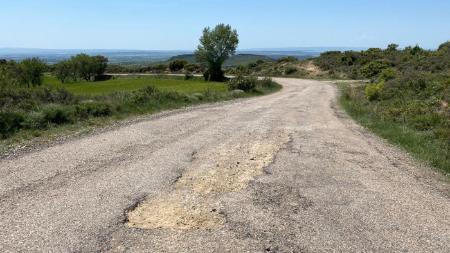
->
[207,62,225,82]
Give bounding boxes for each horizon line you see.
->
[0,46,374,52]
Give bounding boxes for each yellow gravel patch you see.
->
[127,130,289,230]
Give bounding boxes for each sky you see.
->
[0,0,449,50]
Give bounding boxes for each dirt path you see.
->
[0,78,448,252]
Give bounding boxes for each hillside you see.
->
[168,53,274,67]
[335,42,450,172]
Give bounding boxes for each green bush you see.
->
[361,60,391,78]
[128,86,161,105]
[284,65,298,75]
[18,58,47,87]
[43,105,75,125]
[0,112,24,138]
[184,63,201,73]
[21,112,46,130]
[365,81,385,101]
[380,68,397,81]
[434,125,450,142]
[228,75,257,92]
[277,56,298,63]
[54,54,108,83]
[76,102,114,118]
[258,77,276,89]
[169,60,187,72]
[150,64,168,74]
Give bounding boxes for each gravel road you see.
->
[0,78,449,252]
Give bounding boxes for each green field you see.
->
[44,75,227,96]
[1,74,281,154]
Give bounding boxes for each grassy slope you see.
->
[339,84,449,175]
[44,76,227,95]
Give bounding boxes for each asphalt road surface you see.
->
[0,78,449,252]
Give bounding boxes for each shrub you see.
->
[434,125,450,142]
[55,54,109,82]
[129,86,161,104]
[151,64,168,73]
[47,88,77,105]
[410,112,443,131]
[76,102,114,118]
[43,105,75,125]
[184,72,194,80]
[361,60,391,78]
[258,77,276,89]
[17,58,47,88]
[277,56,298,63]
[228,75,257,92]
[169,60,187,72]
[365,81,385,101]
[184,63,201,73]
[21,112,46,129]
[380,68,397,81]
[0,112,24,138]
[284,65,298,75]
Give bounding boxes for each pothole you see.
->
[127,194,224,230]
[127,130,290,230]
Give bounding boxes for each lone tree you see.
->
[195,24,239,81]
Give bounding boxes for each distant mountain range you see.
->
[0,47,367,65]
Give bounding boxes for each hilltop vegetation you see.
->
[335,42,449,173]
[226,41,449,172]
[226,56,326,78]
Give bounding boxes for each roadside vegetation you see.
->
[225,41,449,173]
[0,25,281,153]
[44,75,228,96]
[0,74,279,146]
[337,42,450,174]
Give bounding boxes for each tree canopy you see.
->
[195,24,239,81]
[54,54,108,83]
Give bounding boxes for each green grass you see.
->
[1,76,282,156]
[43,75,227,96]
[339,84,450,175]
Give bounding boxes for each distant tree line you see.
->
[54,54,108,83]
[1,54,110,89]
[106,61,203,74]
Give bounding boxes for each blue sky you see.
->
[0,0,449,50]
